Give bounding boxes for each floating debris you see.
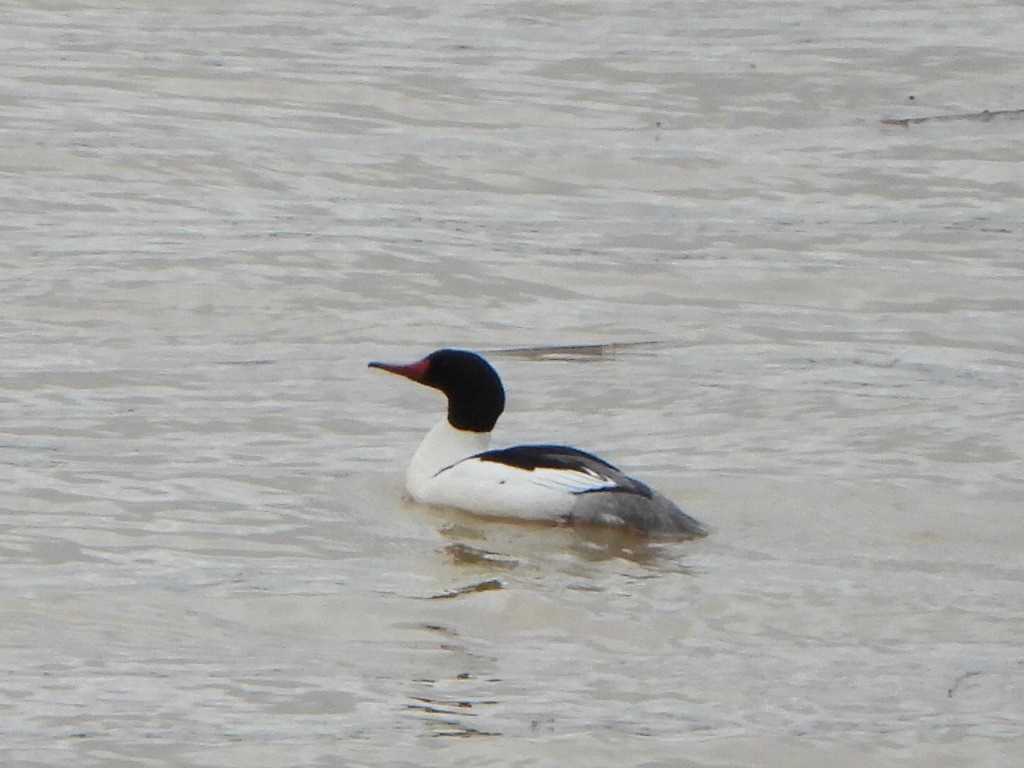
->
[444,543,519,569]
[947,669,984,698]
[882,108,1024,128]
[408,696,473,715]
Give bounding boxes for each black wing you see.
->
[474,444,654,498]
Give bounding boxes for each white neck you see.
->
[406,419,490,500]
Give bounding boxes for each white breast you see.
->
[405,420,487,495]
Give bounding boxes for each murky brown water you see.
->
[3,0,1023,765]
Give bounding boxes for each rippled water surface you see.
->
[3,0,1023,765]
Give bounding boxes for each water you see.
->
[3,0,1023,765]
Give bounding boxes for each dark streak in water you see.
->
[427,578,504,599]
[492,340,665,361]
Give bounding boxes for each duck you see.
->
[369,348,707,538]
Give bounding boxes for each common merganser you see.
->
[370,348,707,538]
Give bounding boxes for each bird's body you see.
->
[370,349,707,538]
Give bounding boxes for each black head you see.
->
[369,348,506,433]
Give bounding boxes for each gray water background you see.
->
[2,1,1023,765]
